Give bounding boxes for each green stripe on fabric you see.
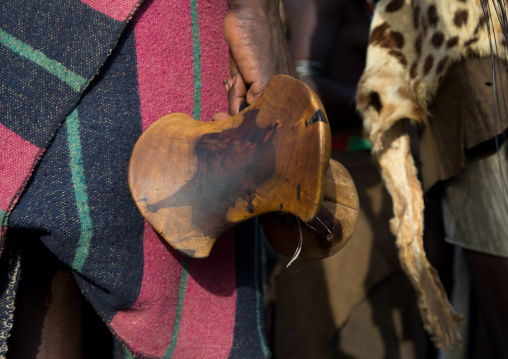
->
[67,110,93,271]
[254,218,271,357]
[163,256,190,358]
[162,5,198,354]
[0,208,5,226]
[0,28,86,91]
[348,136,372,152]
[190,0,202,120]
[122,346,136,359]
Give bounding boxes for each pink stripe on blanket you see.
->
[110,223,183,358]
[123,1,237,357]
[197,0,229,121]
[134,0,195,131]
[0,124,40,211]
[171,231,237,358]
[173,6,237,352]
[80,0,140,21]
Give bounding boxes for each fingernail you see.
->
[223,80,230,92]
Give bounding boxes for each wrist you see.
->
[227,0,280,19]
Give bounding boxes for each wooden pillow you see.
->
[128,75,358,259]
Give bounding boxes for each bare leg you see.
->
[7,238,84,359]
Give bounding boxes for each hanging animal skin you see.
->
[128,75,359,259]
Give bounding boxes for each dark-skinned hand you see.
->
[212,0,296,120]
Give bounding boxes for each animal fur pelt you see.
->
[356,0,505,351]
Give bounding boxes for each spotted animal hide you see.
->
[356,0,505,352]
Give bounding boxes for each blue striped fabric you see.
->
[11,22,145,320]
[1,0,271,357]
[0,0,127,147]
[229,219,271,358]
[1,0,145,349]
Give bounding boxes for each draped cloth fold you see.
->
[1,0,270,357]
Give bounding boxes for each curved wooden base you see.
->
[128,75,357,259]
[260,159,359,260]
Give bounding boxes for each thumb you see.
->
[228,73,248,115]
[211,112,230,121]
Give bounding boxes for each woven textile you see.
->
[1,0,270,357]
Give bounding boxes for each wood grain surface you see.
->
[128,75,357,258]
[260,158,359,260]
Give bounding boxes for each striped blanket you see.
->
[0,0,270,357]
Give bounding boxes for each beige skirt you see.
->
[415,57,508,257]
[441,139,508,257]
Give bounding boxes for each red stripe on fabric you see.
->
[170,2,236,355]
[134,0,195,131]
[110,223,183,358]
[172,231,237,358]
[331,135,349,151]
[197,0,229,121]
[0,124,40,211]
[79,0,139,21]
[125,0,236,356]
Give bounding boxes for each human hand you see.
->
[214,0,296,119]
